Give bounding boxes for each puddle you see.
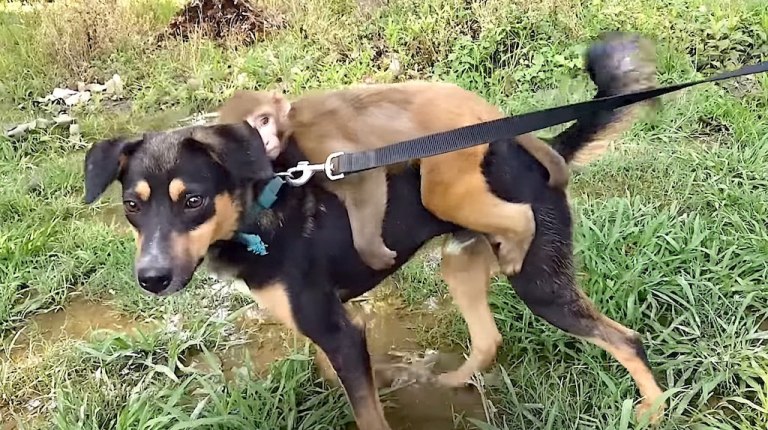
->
[380,379,488,430]
[2,297,146,364]
[3,285,488,429]
[181,318,293,379]
[196,283,487,429]
[222,283,488,430]
[350,288,488,430]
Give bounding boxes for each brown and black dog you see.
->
[83,33,665,429]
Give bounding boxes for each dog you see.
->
[83,32,665,429]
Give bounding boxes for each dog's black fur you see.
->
[83,33,665,429]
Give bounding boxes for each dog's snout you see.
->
[137,266,172,294]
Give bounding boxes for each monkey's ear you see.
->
[270,91,291,118]
[189,122,275,184]
[83,136,143,204]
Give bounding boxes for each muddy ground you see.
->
[3,283,488,430]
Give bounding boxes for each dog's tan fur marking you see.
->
[437,233,503,387]
[344,315,391,430]
[570,105,641,167]
[584,315,665,423]
[249,282,297,330]
[571,38,658,168]
[168,178,186,202]
[118,154,128,172]
[250,283,390,430]
[133,180,151,201]
[348,389,391,430]
[170,193,241,265]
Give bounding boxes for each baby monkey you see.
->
[218,82,569,272]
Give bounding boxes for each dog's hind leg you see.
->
[436,230,503,387]
[509,274,665,424]
[251,282,391,430]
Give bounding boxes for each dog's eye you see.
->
[123,200,140,213]
[185,195,204,210]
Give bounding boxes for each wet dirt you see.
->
[3,285,489,429]
[2,297,148,364]
[222,284,489,430]
[350,289,488,430]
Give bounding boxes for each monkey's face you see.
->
[83,123,274,296]
[247,112,282,159]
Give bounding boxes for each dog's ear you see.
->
[83,136,144,204]
[189,122,274,184]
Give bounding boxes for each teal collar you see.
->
[235,232,269,255]
[246,176,285,219]
[235,176,285,256]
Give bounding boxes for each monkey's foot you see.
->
[490,232,532,275]
[359,243,398,271]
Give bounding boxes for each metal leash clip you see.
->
[277,152,345,186]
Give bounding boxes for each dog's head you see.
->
[83,122,274,296]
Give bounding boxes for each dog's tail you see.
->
[550,32,659,166]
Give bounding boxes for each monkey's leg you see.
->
[420,148,534,274]
[436,230,503,387]
[333,168,397,270]
[515,134,570,189]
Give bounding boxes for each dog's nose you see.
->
[137,267,172,294]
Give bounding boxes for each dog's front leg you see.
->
[251,281,391,430]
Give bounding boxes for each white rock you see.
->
[6,123,31,137]
[51,87,77,99]
[64,91,91,106]
[53,113,75,126]
[86,83,107,92]
[111,74,124,96]
[35,118,53,128]
[387,55,402,77]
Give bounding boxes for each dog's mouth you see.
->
[152,281,188,297]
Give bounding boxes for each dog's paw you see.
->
[635,398,666,426]
[436,370,471,388]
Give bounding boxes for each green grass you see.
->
[1,0,767,428]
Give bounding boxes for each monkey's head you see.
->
[218,90,291,160]
[83,122,274,296]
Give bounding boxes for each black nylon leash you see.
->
[331,61,768,176]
